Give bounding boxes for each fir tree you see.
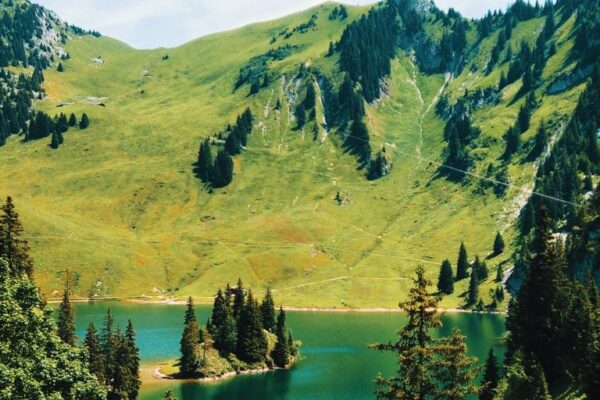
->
[0,196,33,277]
[370,266,442,400]
[456,242,469,280]
[119,319,141,399]
[304,82,316,110]
[503,126,521,159]
[84,322,105,384]
[236,290,268,363]
[79,113,90,129]
[496,264,505,283]
[50,129,63,149]
[260,288,276,332]
[57,271,76,346]
[432,329,480,400]
[327,41,335,57]
[68,113,77,127]
[493,232,505,255]
[479,349,499,400]
[437,259,454,295]
[271,307,290,368]
[233,278,245,321]
[179,297,201,376]
[517,104,531,133]
[468,266,479,305]
[57,62,64,72]
[196,139,213,183]
[531,120,548,158]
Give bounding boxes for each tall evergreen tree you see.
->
[100,309,117,390]
[118,319,141,400]
[179,297,201,376]
[57,270,76,346]
[437,259,454,294]
[196,139,213,183]
[260,288,276,332]
[456,242,469,280]
[468,266,479,305]
[271,307,290,368]
[0,196,33,277]
[370,266,442,400]
[480,349,499,400]
[79,113,90,129]
[493,232,505,255]
[68,113,77,127]
[233,278,245,321]
[432,329,480,400]
[236,290,268,363]
[84,322,105,384]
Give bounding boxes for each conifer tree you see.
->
[84,322,105,383]
[57,270,76,346]
[480,349,499,400]
[468,266,479,305]
[79,113,89,129]
[370,266,442,400]
[456,242,469,280]
[493,232,505,255]
[179,297,201,376]
[271,307,290,368]
[68,113,77,127]
[437,259,454,294]
[57,62,64,72]
[236,290,268,363]
[432,329,480,400]
[503,126,521,159]
[531,120,548,158]
[496,264,505,283]
[517,105,531,133]
[0,196,33,277]
[327,41,335,57]
[233,278,245,321]
[196,139,213,183]
[100,309,117,389]
[210,289,237,355]
[304,82,316,110]
[260,288,276,332]
[118,319,141,399]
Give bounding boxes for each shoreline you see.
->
[46,296,506,315]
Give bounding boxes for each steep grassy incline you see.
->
[0,2,587,308]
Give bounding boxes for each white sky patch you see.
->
[34,0,516,49]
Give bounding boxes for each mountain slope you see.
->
[0,0,596,308]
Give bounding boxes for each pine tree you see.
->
[327,41,335,57]
[496,264,505,283]
[503,126,521,159]
[271,307,290,368]
[233,278,245,321]
[493,232,505,255]
[210,288,237,355]
[179,297,201,376]
[468,266,479,305]
[57,270,76,346]
[456,242,469,280]
[370,266,442,400]
[432,329,480,400]
[304,82,316,110]
[213,149,233,188]
[479,349,499,400]
[120,319,141,399]
[68,113,77,126]
[196,139,213,183]
[260,288,276,332]
[84,322,105,384]
[437,259,454,295]
[236,290,268,363]
[57,62,64,72]
[79,113,89,129]
[0,196,33,277]
[100,308,117,390]
[517,105,531,133]
[50,129,63,149]
[531,120,548,158]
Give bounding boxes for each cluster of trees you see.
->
[328,5,348,21]
[440,98,480,180]
[437,235,506,310]
[504,207,600,399]
[502,93,536,160]
[235,45,297,95]
[0,196,107,399]
[521,65,599,231]
[179,282,297,377]
[294,80,316,130]
[0,68,41,146]
[27,111,90,149]
[337,1,399,102]
[195,108,253,189]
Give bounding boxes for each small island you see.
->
[156,280,299,382]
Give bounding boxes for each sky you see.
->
[34,0,515,49]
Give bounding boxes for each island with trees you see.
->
[155,281,299,382]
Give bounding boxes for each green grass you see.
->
[0,3,585,308]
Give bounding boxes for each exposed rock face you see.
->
[547,65,594,94]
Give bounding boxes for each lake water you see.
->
[72,302,506,400]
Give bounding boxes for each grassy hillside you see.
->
[0,2,585,308]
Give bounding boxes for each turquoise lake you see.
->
[72,302,506,400]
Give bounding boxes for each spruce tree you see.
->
[68,113,77,126]
[479,349,499,400]
[79,113,90,129]
[57,271,76,346]
[432,329,480,400]
[468,266,479,306]
[100,309,117,389]
[179,297,201,376]
[271,307,290,368]
[196,139,213,183]
[84,322,105,384]
[531,120,548,158]
[260,288,276,332]
[370,266,442,400]
[496,264,505,283]
[57,62,64,72]
[236,290,268,363]
[233,278,245,321]
[456,242,469,280]
[437,259,454,294]
[304,82,316,110]
[503,126,521,159]
[120,319,141,399]
[0,196,33,277]
[210,289,237,355]
[493,232,505,255]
